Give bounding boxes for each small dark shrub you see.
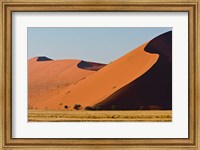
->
[85,106,93,110]
[64,105,69,109]
[74,104,81,110]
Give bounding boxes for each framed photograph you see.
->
[0,0,199,149]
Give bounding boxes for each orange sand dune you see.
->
[28,58,96,108]
[99,31,172,110]
[31,43,159,110]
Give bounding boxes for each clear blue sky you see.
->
[28,27,172,64]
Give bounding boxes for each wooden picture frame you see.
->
[0,0,199,149]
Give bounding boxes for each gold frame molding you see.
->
[0,0,199,149]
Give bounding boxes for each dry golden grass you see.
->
[28,109,172,122]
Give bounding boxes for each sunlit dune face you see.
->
[28,59,95,108]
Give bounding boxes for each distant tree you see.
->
[73,104,81,110]
[85,106,93,110]
[64,105,69,109]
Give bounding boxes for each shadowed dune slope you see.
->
[77,60,106,71]
[36,56,53,61]
[97,31,172,110]
[37,43,159,110]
